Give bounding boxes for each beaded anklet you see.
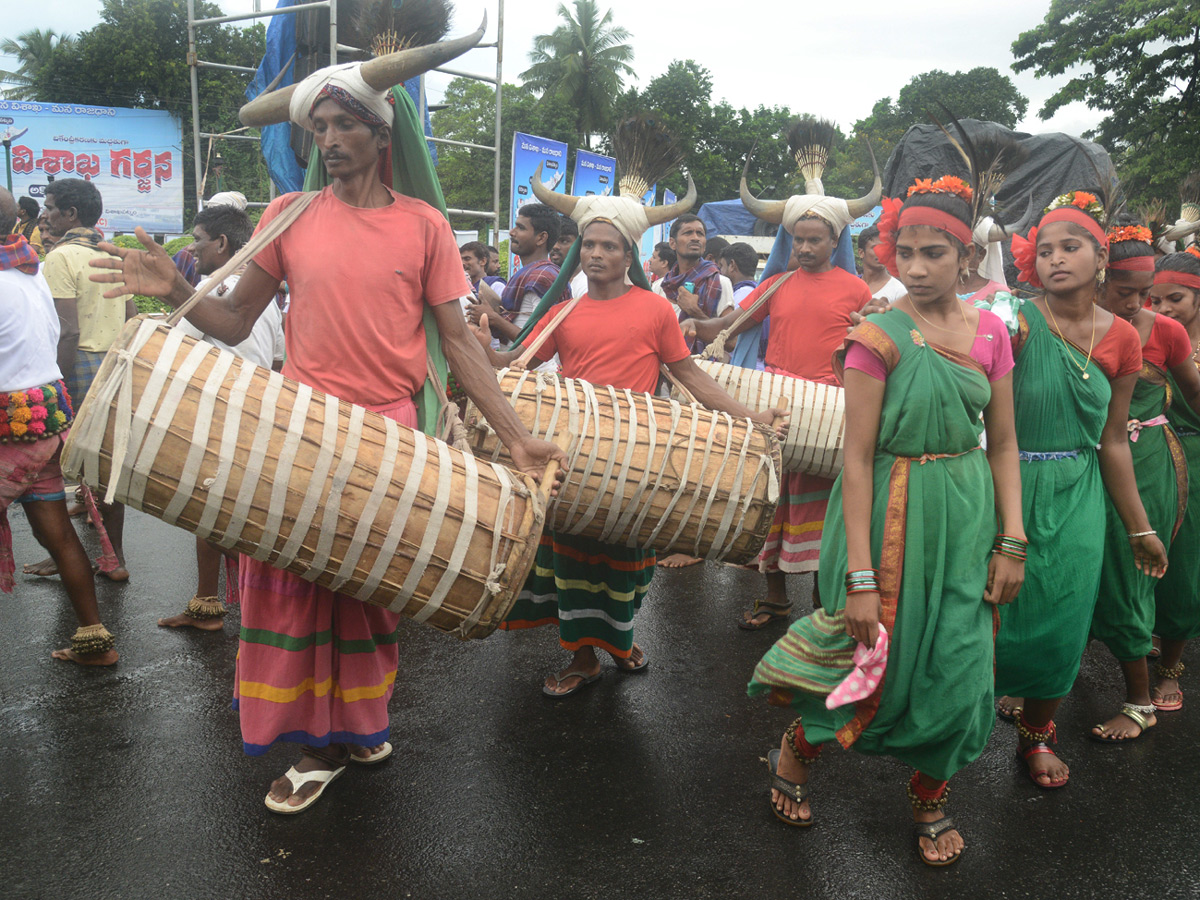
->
[184,595,226,620]
[784,718,822,764]
[1015,711,1057,745]
[1157,661,1186,681]
[907,772,950,811]
[71,624,115,656]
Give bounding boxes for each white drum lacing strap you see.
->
[499,369,763,556]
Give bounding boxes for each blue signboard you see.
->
[0,100,184,234]
[570,149,615,197]
[510,131,569,272]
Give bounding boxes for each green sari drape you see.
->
[1092,359,1187,660]
[994,303,1111,699]
[748,309,997,782]
[1157,364,1200,641]
[301,86,450,437]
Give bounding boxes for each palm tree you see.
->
[0,29,73,101]
[520,1,634,148]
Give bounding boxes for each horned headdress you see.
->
[529,115,696,248]
[740,118,881,236]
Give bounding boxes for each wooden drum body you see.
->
[465,368,781,564]
[688,360,845,480]
[61,317,546,640]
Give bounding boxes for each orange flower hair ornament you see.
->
[907,175,973,204]
[1108,225,1153,244]
[873,196,904,276]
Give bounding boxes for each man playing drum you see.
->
[88,37,566,814]
[473,157,786,697]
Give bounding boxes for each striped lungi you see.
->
[66,349,107,408]
[757,470,832,575]
[500,531,656,660]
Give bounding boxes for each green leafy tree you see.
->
[520,0,634,148]
[0,29,74,101]
[28,0,266,227]
[432,78,575,232]
[1012,0,1200,208]
[854,67,1029,169]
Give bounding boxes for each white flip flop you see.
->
[350,741,393,765]
[264,764,346,814]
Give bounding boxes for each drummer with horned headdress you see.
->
[686,120,880,629]
[470,116,786,697]
[88,12,566,814]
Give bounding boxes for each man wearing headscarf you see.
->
[686,163,878,630]
[469,171,785,698]
[89,49,565,814]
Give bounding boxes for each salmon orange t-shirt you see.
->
[253,187,470,407]
[742,268,872,385]
[527,286,691,394]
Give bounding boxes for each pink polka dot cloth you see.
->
[824,624,889,710]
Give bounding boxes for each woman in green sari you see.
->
[1090,230,1200,742]
[993,192,1167,788]
[1148,248,1200,714]
[748,178,1025,867]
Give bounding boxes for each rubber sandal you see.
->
[264,764,346,814]
[1152,686,1183,712]
[1018,744,1069,789]
[915,815,962,867]
[766,748,813,827]
[613,648,649,673]
[996,698,1023,722]
[542,669,601,698]
[350,741,393,765]
[1089,703,1155,743]
[738,600,793,631]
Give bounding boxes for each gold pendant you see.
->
[1083,372,1090,380]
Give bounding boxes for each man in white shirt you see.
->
[161,203,285,631]
[858,224,907,303]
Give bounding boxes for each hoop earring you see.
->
[1097,268,1107,284]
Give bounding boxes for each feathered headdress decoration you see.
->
[787,118,838,196]
[530,114,695,247]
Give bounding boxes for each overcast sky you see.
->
[3,0,1101,138]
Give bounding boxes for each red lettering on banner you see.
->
[154,151,172,186]
[133,149,151,179]
[38,148,76,175]
[12,145,33,174]
[75,153,101,180]
[110,148,131,178]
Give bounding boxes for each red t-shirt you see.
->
[742,268,872,385]
[253,187,469,406]
[1142,312,1193,370]
[1090,314,1143,381]
[527,286,691,394]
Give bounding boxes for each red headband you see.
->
[1109,256,1156,272]
[1154,271,1200,292]
[1039,207,1108,248]
[873,198,973,277]
[897,207,973,247]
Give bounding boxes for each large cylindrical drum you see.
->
[687,359,844,479]
[465,368,780,564]
[61,317,546,640]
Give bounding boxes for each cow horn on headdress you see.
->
[985,196,1036,243]
[741,118,881,235]
[528,115,695,249]
[239,13,487,127]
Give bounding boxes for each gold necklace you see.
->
[1044,297,1097,380]
[906,296,973,337]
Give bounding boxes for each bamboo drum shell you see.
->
[465,368,781,564]
[61,318,545,640]
[688,359,844,479]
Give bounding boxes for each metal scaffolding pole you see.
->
[187,0,503,226]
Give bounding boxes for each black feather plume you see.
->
[927,103,1026,227]
[611,115,684,200]
[786,117,837,192]
[350,0,453,57]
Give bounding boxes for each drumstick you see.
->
[516,295,580,369]
[538,459,561,503]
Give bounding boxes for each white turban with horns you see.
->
[288,62,394,131]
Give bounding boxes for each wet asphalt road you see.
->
[2,506,1199,900]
